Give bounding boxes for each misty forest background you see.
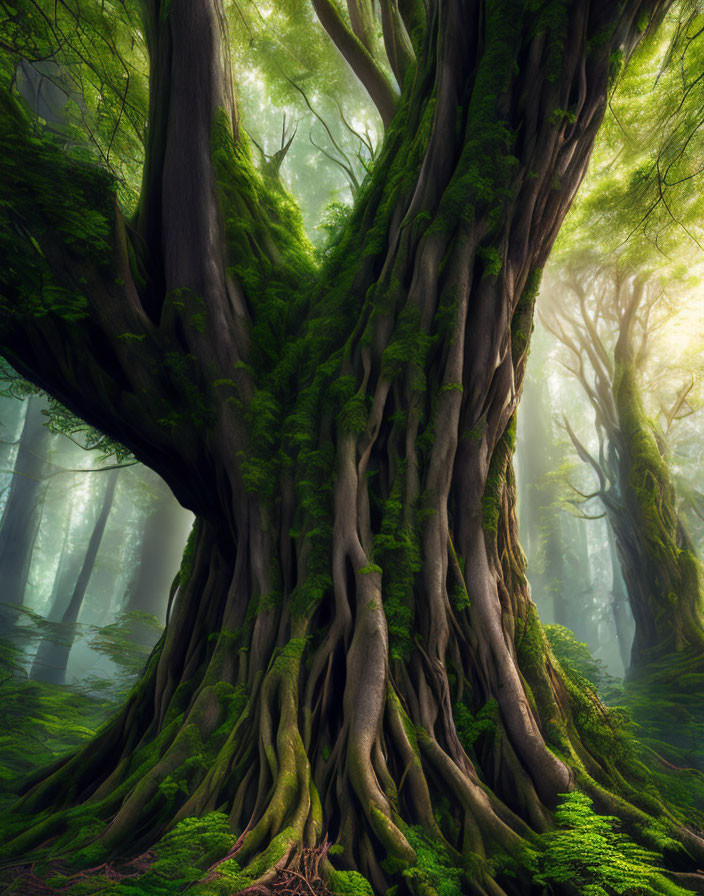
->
[4,1,704,891]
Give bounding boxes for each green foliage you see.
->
[88,612,162,683]
[401,826,465,896]
[0,91,115,321]
[535,792,691,896]
[316,200,355,259]
[0,0,147,209]
[548,625,704,819]
[546,624,614,693]
[453,698,498,754]
[0,643,115,811]
[0,363,131,460]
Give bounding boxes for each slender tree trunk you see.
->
[0,394,50,633]
[0,395,24,495]
[31,469,119,684]
[561,513,595,645]
[518,370,576,632]
[43,514,86,624]
[4,2,701,894]
[607,523,632,672]
[123,484,189,622]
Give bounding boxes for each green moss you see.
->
[328,868,374,896]
[482,415,517,535]
[511,267,542,365]
[477,245,503,278]
[373,468,422,661]
[453,698,498,754]
[545,624,612,692]
[528,0,569,83]
[178,519,199,586]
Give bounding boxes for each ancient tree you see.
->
[2,1,702,894]
[543,259,704,671]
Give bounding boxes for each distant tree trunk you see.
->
[31,469,119,684]
[0,395,50,632]
[124,485,188,623]
[553,272,704,672]
[43,517,84,623]
[0,396,25,490]
[518,368,571,630]
[562,513,595,645]
[610,327,704,669]
[607,524,632,671]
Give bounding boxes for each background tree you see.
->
[0,394,51,632]
[542,255,704,669]
[3,3,703,896]
[518,331,595,640]
[31,468,120,684]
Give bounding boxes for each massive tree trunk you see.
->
[1,1,699,894]
[31,468,119,684]
[0,394,51,633]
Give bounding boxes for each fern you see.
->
[535,792,691,896]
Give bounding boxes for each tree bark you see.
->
[2,1,699,893]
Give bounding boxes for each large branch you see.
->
[0,108,198,505]
[311,0,398,127]
[380,0,415,87]
[137,0,239,325]
[346,0,376,52]
[0,84,241,517]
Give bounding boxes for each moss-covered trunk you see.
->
[610,350,704,670]
[2,0,700,894]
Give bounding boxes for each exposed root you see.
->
[237,841,332,896]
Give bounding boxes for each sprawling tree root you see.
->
[1,0,701,894]
[4,490,704,896]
